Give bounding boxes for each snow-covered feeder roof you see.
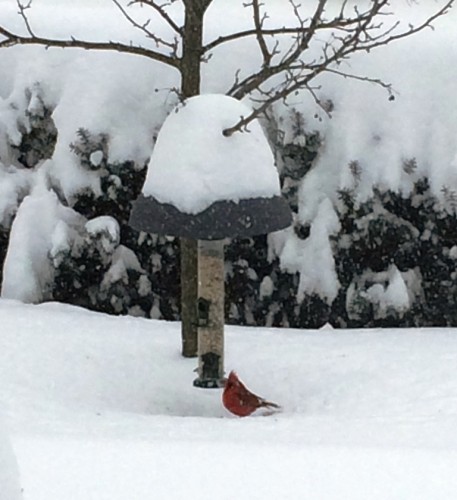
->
[130,94,291,240]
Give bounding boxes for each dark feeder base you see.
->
[193,377,226,389]
[129,194,292,240]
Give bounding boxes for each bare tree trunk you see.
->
[180,239,198,357]
[181,3,204,98]
[179,2,207,358]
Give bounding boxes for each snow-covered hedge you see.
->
[0,3,456,327]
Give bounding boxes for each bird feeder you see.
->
[129,94,291,388]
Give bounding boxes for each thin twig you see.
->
[128,0,182,34]
[251,0,271,66]
[111,0,178,52]
[17,0,35,37]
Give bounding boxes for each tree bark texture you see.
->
[179,3,206,357]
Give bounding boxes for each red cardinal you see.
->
[222,370,281,417]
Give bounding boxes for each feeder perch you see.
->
[129,94,291,388]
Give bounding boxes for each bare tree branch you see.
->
[128,0,182,34]
[204,8,368,53]
[112,0,178,52]
[355,1,454,49]
[325,68,394,97]
[227,0,328,100]
[0,0,180,69]
[17,0,35,37]
[223,0,454,134]
[250,0,271,66]
[0,26,180,68]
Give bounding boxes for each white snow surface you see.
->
[2,299,457,499]
[0,411,22,500]
[143,94,281,214]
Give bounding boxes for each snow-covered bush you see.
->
[1,73,456,327]
[1,4,457,328]
[12,84,58,170]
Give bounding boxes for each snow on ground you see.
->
[0,413,21,500]
[2,299,457,499]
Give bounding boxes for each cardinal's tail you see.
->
[259,399,281,410]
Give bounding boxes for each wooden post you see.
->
[193,239,225,388]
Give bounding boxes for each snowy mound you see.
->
[142,94,281,214]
